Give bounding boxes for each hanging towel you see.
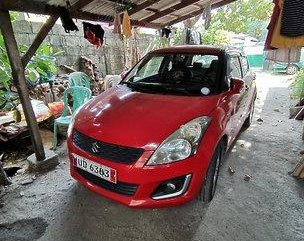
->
[113,13,122,34]
[271,0,304,49]
[122,11,132,38]
[281,0,304,37]
[83,22,105,49]
[264,0,280,50]
[265,48,301,62]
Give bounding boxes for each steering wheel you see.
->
[167,68,193,82]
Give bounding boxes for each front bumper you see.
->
[68,139,213,208]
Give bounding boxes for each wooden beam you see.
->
[0,0,58,15]
[129,0,162,15]
[0,10,45,161]
[141,0,201,23]
[71,10,161,28]
[165,0,236,26]
[22,15,58,67]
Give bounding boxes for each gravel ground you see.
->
[0,71,303,241]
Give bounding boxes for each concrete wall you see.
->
[12,20,154,75]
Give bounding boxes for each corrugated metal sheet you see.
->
[82,0,116,17]
[6,0,234,27]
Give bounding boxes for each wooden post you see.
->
[22,15,58,67]
[0,10,45,161]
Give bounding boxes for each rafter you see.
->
[129,0,161,15]
[141,0,201,23]
[0,0,160,28]
[165,0,236,27]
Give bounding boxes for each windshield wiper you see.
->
[122,82,159,93]
[122,81,192,96]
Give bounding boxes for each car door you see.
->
[226,54,247,140]
[240,54,256,118]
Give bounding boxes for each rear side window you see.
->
[241,56,249,75]
[228,56,242,79]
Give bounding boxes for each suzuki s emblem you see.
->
[91,142,100,153]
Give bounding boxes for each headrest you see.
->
[193,62,203,69]
[209,59,218,70]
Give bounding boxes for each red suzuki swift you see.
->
[67,46,256,208]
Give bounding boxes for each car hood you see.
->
[74,85,220,150]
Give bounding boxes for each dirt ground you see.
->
[0,71,303,241]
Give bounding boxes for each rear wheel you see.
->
[201,143,224,203]
[286,64,298,75]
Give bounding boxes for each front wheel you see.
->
[201,144,224,203]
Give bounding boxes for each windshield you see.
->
[121,53,221,96]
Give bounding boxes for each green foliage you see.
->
[0,15,59,89]
[200,0,273,45]
[26,44,60,79]
[0,12,18,90]
[202,28,231,46]
[211,0,272,39]
[171,28,184,46]
[0,35,11,90]
[290,69,304,100]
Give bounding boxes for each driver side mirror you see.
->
[230,77,245,92]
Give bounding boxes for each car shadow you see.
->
[42,183,208,241]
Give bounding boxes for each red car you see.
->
[67,46,256,208]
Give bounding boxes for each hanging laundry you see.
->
[264,0,280,50]
[265,48,301,62]
[186,28,202,45]
[161,28,172,38]
[271,0,304,49]
[83,22,105,49]
[281,0,304,37]
[122,11,132,38]
[113,13,122,35]
[58,6,79,33]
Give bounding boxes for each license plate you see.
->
[72,153,117,184]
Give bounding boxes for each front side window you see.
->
[123,53,221,96]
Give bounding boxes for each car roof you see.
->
[150,45,243,55]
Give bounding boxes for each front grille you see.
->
[76,167,138,196]
[72,130,144,164]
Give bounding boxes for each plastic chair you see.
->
[68,72,91,89]
[53,86,92,149]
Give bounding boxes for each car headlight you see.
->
[146,116,211,165]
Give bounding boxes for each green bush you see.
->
[290,68,304,101]
[0,13,59,90]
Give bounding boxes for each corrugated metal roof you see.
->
[0,0,235,27]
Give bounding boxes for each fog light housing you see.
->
[152,174,192,200]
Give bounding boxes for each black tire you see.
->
[286,64,298,75]
[202,143,224,203]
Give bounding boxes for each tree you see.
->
[201,0,273,45]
